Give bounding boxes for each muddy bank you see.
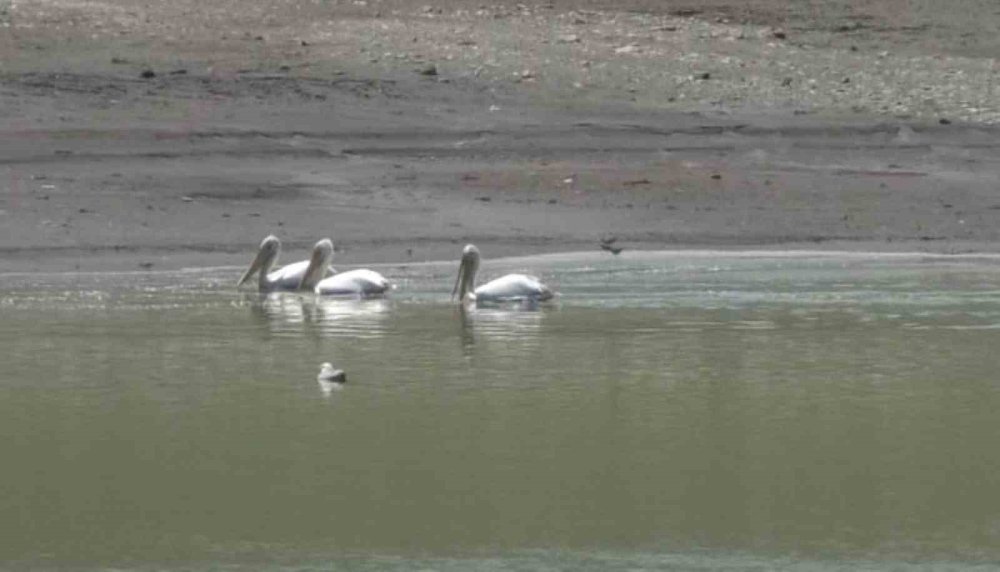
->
[2,1,1000,273]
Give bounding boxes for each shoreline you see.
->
[3,1,1000,274]
[7,238,1000,276]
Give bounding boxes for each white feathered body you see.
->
[263,260,312,291]
[315,268,390,297]
[473,273,552,302]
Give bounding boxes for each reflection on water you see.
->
[3,252,1000,570]
[248,292,393,339]
[317,377,346,398]
[458,304,548,354]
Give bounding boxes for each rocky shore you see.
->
[2,0,1000,272]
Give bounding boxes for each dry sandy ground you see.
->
[2,0,1000,273]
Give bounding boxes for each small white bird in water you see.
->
[452,244,554,304]
[298,238,391,297]
[317,362,346,383]
[237,235,333,292]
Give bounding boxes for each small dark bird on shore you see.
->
[600,235,623,255]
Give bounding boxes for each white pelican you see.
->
[298,238,391,297]
[237,235,333,292]
[452,244,554,304]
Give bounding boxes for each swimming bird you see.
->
[452,244,554,304]
[298,238,391,297]
[238,235,333,292]
[317,362,346,383]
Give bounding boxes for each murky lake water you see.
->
[3,251,1000,571]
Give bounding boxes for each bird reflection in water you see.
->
[244,292,392,339]
[457,301,550,357]
[308,297,392,339]
[245,291,307,333]
[317,378,345,398]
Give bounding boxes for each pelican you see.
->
[298,238,391,297]
[452,244,554,304]
[237,235,333,292]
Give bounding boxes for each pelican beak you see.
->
[452,257,467,301]
[299,239,334,291]
[237,248,268,287]
[299,250,327,290]
[452,251,479,302]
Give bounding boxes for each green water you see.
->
[2,251,1000,570]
